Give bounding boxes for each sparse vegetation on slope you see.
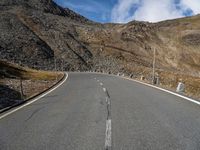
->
[0,0,200,100]
[0,60,63,110]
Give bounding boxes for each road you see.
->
[1,72,200,150]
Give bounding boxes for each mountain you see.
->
[1,0,200,78]
[0,0,94,71]
[0,0,91,22]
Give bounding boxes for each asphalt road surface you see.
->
[1,72,200,150]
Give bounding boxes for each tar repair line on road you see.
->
[95,78,112,150]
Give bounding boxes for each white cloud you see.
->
[134,0,184,22]
[180,0,200,14]
[111,0,140,23]
[111,0,200,23]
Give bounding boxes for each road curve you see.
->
[0,72,200,150]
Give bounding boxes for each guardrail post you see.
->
[176,82,185,93]
[141,75,145,81]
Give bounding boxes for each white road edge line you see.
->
[103,88,106,92]
[83,72,200,106]
[122,77,200,105]
[105,119,112,148]
[0,73,68,120]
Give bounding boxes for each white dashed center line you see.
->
[105,119,112,149]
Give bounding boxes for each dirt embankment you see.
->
[0,60,63,110]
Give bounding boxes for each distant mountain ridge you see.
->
[0,0,200,77]
[0,0,91,22]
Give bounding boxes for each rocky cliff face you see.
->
[1,0,200,77]
[0,0,94,71]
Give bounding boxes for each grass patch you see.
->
[0,60,62,80]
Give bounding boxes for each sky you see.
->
[54,0,200,23]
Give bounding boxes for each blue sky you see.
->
[54,0,115,22]
[54,0,200,23]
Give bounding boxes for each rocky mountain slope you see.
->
[0,0,94,71]
[0,0,200,73]
[1,0,200,81]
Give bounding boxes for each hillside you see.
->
[1,0,200,74]
[0,0,200,98]
[0,0,94,71]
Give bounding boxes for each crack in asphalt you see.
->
[25,107,44,122]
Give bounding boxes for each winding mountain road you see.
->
[1,72,200,150]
